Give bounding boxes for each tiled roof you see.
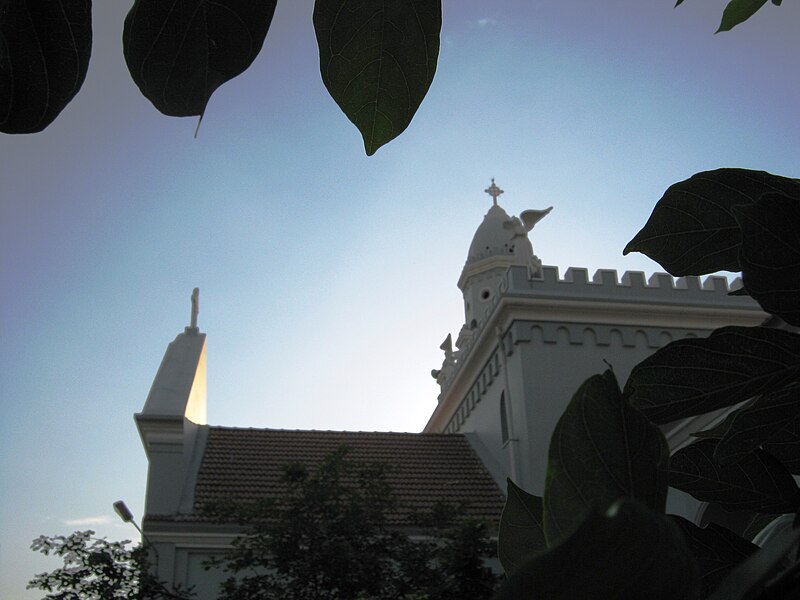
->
[161,427,505,527]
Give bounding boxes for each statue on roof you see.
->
[185,287,200,334]
[504,207,552,279]
[431,334,458,390]
[191,288,199,327]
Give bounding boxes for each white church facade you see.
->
[424,180,766,498]
[135,181,768,597]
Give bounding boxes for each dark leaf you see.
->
[498,479,546,576]
[496,499,699,600]
[763,417,800,475]
[123,0,277,117]
[675,0,685,6]
[692,406,748,440]
[625,326,800,424]
[706,525,800,600]
[544,371,669,546]
[623,169,800,276]
[717,0,769,33]
[0,0,91,133]
[742,513,779,541]
[772,0,782,6]
[313,0,442,156]
[734,192,800,326]
[670,439,799,514]
[670,516,758,597]
[715,386,800,465]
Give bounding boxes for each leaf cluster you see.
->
[1,0,442,155]
[2,2,782,149]
[498,169,800,599]
[27,530,193,600]
[207,445,498,600]
[676,0,783,33]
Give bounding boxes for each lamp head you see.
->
[113,500,134,523]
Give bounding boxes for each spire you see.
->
[484,178,504,207]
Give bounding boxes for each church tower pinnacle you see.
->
[454,181,552,349]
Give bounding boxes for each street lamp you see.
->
[113,500,158,560]
[114,501,189,599]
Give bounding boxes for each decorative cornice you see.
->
[426,265,767,433]
[458,254,517,290]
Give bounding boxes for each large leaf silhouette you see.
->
[0,0,92,133]
[544,371,669,547]
[670,439,799,514]
[714,386,800,465]
[496,500,699,600]
[123,0,277,117]
[676,0,782,33]
[624,169,800,276]
[734,192,800,326]
[670,517,757,597]
[498,479,546,576]
[707,525,800,600]
[625,326,800,424]
[763,417,800,475]
[314,0,441,155]
[692,406,745,440]
[717,0,769,33]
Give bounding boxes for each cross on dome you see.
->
[484,178,504,206]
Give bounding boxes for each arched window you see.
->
[500,392,509,445]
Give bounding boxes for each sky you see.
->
[1,1,798,598]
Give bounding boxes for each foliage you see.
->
[313,0,441,156]
[0,1,92,133]
[1,1,780,143]
[27,530,193,600]
[543,369,669,546]
[623,170,800,276]
[123,0,278,119]
[498,499,698,600]
[0,0,443,153]
[676,0,783,33]
[206,445,498,600]
[431,519,498,600]
[498,169,800,599]
[497,480,545,576]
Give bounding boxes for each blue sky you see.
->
[1,1,798,598]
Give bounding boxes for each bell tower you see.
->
[455,179,552,354]
[426,181,766,496]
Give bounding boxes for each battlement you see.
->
[433,264,765,401]
[502,265,752,308]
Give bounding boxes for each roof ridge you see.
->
[207,425,465,437]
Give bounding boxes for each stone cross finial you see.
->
[190,288,199,329]
[484,178,504,206]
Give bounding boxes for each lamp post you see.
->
[114,501,190,599]
[113,500,159,560]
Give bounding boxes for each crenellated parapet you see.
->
[506,265,747,306]
[432,265,765,398]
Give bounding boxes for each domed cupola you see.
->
[466,203,518,263]
[456,180,551,342]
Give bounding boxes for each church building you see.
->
[135,181,768,597]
